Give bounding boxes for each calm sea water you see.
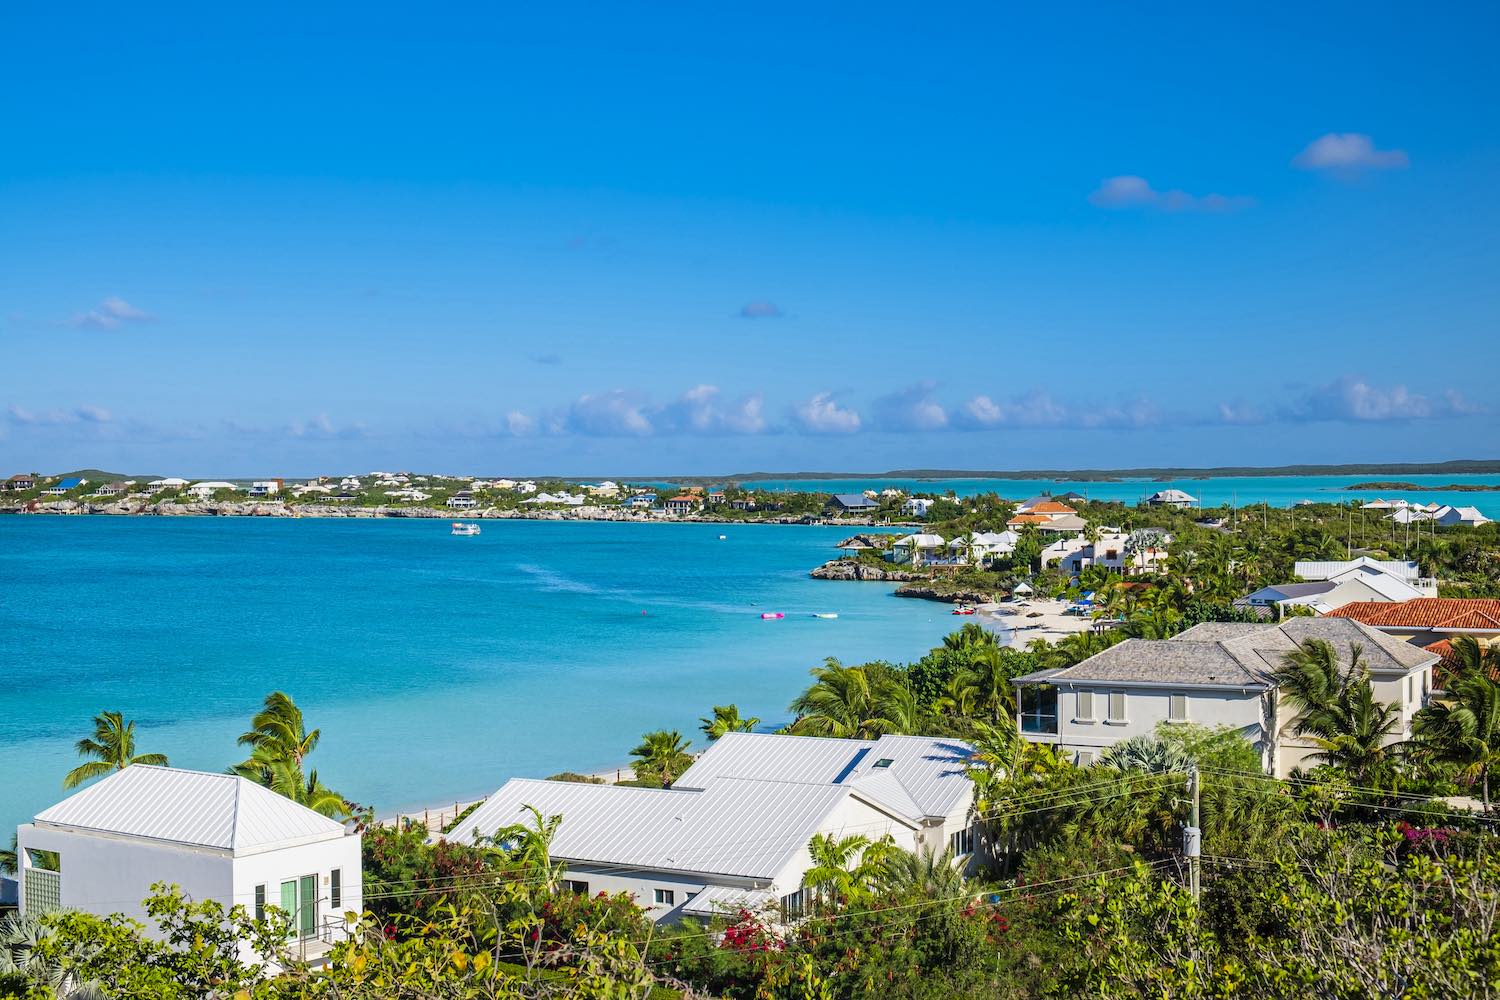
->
[751,473,1500,517]
[0,517,961,836]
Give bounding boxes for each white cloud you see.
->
[661,384,768,435]
[1279,377,1473,423]
[286,414,366,439]
[1293,133,1409,173]
[739,301,784,319]
[6,403,113,426]
[72,296,153,330]
[792,392,862,434]
[1089,175,1251,213]
[565,390,656,436]
[956,390,1158,430]
[505,411,537,436]
[874,382,948,431]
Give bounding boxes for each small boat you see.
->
[451,522,481,536]
[813,612,839,620]
[718,534,727,540]
[951,606,976,616]
[760,612,785,620]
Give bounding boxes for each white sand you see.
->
[980,598,1098,648]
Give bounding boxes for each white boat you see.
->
[451,522,481,536]
[813,613,839,619]
[718,534,727,540]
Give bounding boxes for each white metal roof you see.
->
[33,765,348,856]
[1295,557,1420,582]
[676,732,973,821]
[443,776,856,880]
[680,884,776,916]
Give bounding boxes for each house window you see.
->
[1168,693,1188,722]
[948,826,975,856]
[1076,690,1094,722]
[255,884,266,922]
[1107,690,1127,723]
[330,869,342,910]
[781,887,808,919]
[563,879,589,895]
[654,889,675,906]
[1077,750,1096,766]
[873,758,894,769]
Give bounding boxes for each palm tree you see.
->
[63,711,169,789]
[234,691,320,771]
[489,804,565,892]
[876,845,963,899]
[230,692,348,816]
[1098,734,1192,774]
[788,659,897,738]
[934,672,979,719]
[0,835,15,876]
[942,622,995,652]
[1273,639,1400,786]
[630,730,693,787]
[1413,658,1500,811]
[699,704,760,741]
[800,833,896,909]
[960,645,1014,723]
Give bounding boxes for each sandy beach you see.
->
[980,598,1100,647]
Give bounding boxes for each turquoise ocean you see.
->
[751,473,1500,517]
[0,518,962,837]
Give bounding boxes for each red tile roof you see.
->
[1327,598,1500,631]
[1028,501,1078,514]
[1007,513,1054,525]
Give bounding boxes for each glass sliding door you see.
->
[280,875,318,939]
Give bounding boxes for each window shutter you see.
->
[1108,690,1126,721]
[1077,690,1093,720]
[1169,693,1187,721]
[330,869,342,909]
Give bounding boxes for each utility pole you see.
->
[1184,766,1201,904]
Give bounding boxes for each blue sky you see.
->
[4,2,1498,476]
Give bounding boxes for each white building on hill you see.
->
[17,766,361,963]
[443,732,976,923]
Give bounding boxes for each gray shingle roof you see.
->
[1034,617,1436,689]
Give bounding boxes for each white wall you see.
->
[1045,684,1268,766]
[18,825,361,963]
[18,823,233,931]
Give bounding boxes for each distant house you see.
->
[665,494,701,515]
[900,497,934,518]
[1145,489,1197,508]
[947,530,1016,565]
[247,480,282,496]
[1012,617,1436,774]
[41,477,86,496]
[442,732,976,924]
[623,494,655,509]
[17,765,361,964]
[92,481,131,497]
[1006,500,1077,532]
[731,498,757,511]
[1052,529,1172,575]
[889,533,946,566]
[147,477,189,492]
[446,492,478,509]
[825,493,879,514]
[186,481,235,498]
[4,474,37,491]
[1433,505,1492,528]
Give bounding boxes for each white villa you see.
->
[901,497,934,518]
[17,766,362,963]
[446,492,478,508]
[1012,617,1436,776]
[888,533,946,565]
[1144,489,1197,508]
[1292,557,1437,597]
[186,481,236,498]
[247,480,282,496]
[946,530,1017,566]
[1243,558,1433,615]
[442,732,976,923]
[1434,505,1491,528]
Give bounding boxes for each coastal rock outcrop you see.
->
[809,558,925,582]
[893,583,996,604]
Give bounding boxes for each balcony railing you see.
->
[1019,713,1059,735]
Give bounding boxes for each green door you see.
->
[280,880,297,937]
[299,875,316,939]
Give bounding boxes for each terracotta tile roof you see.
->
[1007,513,1053,525]
[1327,598,1500,631]
[1028,500,1077,514]
[1425,638,1500,684]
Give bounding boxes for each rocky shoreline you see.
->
[0,499,891,526]
[809,558,998,604]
